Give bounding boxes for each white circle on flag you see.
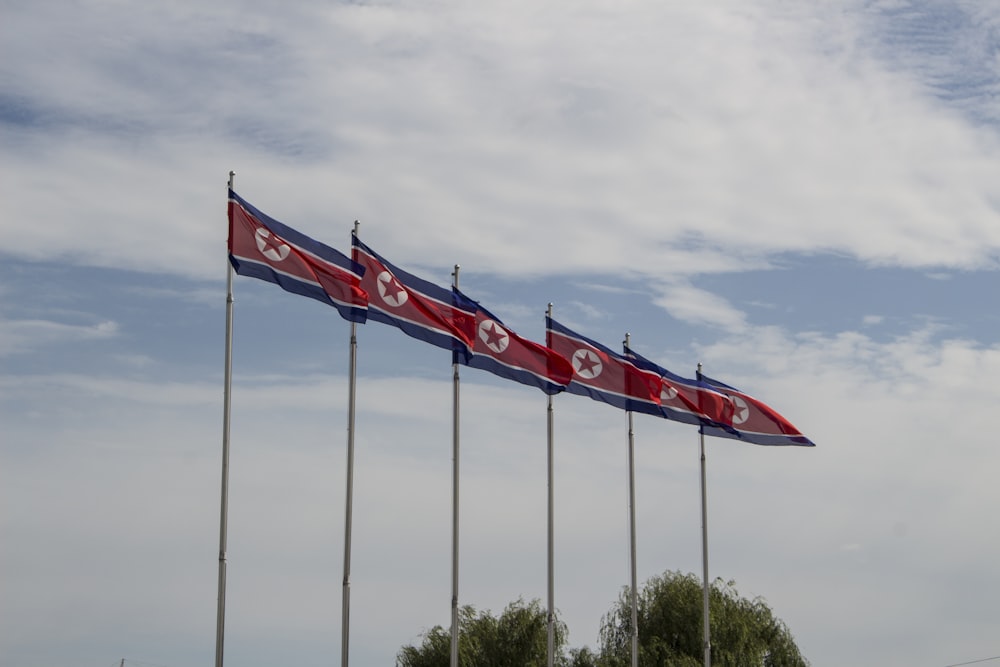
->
[731,395,750,424]
[377,271,408,307]
[255,228,291,262]
[478,319,509,353]
[661,384,678,401]
[572,349,603,379]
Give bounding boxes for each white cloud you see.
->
[651,282,748,331]
[3,1,1000,284]
[0,317,118,356]
[4,315,999,665]
[3,2,1000,666]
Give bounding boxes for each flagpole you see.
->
[340,222,362,667]
[697,362,711,667]
[546,304,556,667]
[624,334,639,667]
[450,265,462,667]
[215,170,236,667]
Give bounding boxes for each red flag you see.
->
[352,236,475,350]
[455,293,573,394]
[625,346,736,428]
[546,317,661,412]
[699,374,815,446]
[228,189,368,322]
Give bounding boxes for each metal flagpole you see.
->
[450,265,462,667]
[546,304,556,667]
[215,170,236,667]
[341,222,362,667]
[625,334,639,667]
[697,362,712,667]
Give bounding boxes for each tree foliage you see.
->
[597,570,808,667]
[397,572,808,667]
[397,598,568,667]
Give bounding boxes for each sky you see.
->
[2,1,999,666]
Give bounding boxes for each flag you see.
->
[624,346,735,429]
[228,189,368,322]
[698,373,816,447]
[453,292,573,395]
[546,317,661,413]
[351,236,476,350]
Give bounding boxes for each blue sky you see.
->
[2,1,999,666]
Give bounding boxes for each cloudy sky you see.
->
[2,1,999,666]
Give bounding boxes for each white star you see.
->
[660,383,678,401]
[731,395,750,424]
[572,349,603,379]
[478,319,510,353]
[377,271,409,307]
[255,228,291,262]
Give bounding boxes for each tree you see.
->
[397,598,569,667]
[567,646,601,667]
[597,570,808,667]
[397,573,807,667]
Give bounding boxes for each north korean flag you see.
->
[453,293,573,395]
[228,189,368,323]
[352,236,476,351]
[698,373,815,447]
[546,317,661,414]
[624,346,735,430]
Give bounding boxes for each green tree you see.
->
[397,598,569,667]
[567,646,601,667]
[397,574,806,667]
[598,570,808,667]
